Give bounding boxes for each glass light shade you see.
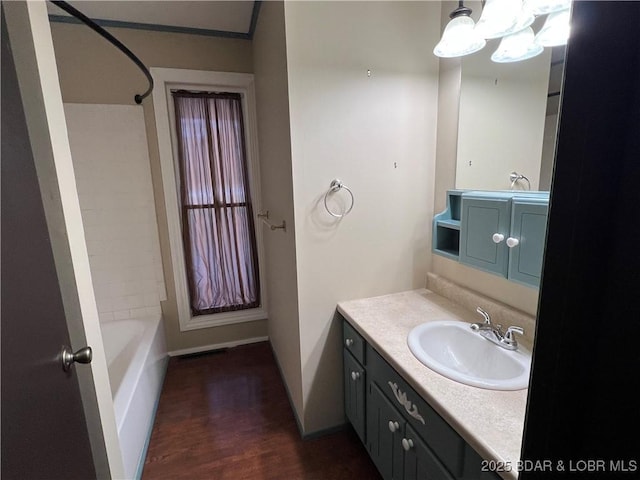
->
[534,9,571,47]
[524,0,571,16]
[434,15,486,58]
[475,0,522,39]
[491,27,544,63]
[511,4,536,34]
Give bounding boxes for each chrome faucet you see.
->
[470,307,524,351]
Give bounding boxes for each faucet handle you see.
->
[476,307,492,325]
[504,326,524,346]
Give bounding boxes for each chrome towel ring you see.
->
[510,172,531,191]
[323,179,354,218]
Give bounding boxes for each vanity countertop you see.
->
[337,288,528,480]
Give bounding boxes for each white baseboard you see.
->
[168,336,269,357]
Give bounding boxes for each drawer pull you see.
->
[351,371,360,381]
[388,421,400,433]
[388,381,426,425]
[402,438,414,451]
[345,338,354,347]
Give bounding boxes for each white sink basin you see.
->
[407,320,531,391]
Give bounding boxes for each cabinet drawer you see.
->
[367,345,465,477]
[343,320,365,365]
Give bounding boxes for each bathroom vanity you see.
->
[338,289,528,480]
[433,190,549,288]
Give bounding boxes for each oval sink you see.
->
[407,320,531,390]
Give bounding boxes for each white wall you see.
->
[456,48,551,191]
[284,0,441,433]
[252,2,304,423]
[65,104,165,324]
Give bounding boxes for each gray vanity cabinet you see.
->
[367,381,454,480]
[342,316,501,480]
[343,321,366,443]
[367,382,407,479]
[404,423,456,480]
[343,349,366,443]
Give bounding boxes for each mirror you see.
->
[455,3,565,192]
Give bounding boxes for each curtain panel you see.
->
[172,91,260,315]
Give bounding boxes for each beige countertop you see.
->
[338,288,528,480]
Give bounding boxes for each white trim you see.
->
[168,336,269,357]
[151,67,268,332]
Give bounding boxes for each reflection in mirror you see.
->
[455,3,566,192]
[539,46,566,190]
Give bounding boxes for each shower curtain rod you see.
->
[50,0,154,104]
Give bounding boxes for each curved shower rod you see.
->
[50,0,153,104]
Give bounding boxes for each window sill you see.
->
[179,306,268,331]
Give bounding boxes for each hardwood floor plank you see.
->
[143,342,381,479]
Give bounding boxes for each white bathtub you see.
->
[101,316,168,479]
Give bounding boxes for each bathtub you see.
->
[101,316,168,479]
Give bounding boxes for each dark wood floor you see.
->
[143,342,381,479]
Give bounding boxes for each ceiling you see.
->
[47,1,257,36]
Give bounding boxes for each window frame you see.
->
[152,67,267,331]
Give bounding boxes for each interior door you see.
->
[0,9,96,479]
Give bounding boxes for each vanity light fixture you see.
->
[534,9,571,47]
[524,0,571,16]
[491,27,544,63]
[433,1,486,58]
[434,0,571,61]
[475,0,528,39]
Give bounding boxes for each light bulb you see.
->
[434,15,486,58]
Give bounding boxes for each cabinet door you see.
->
[460,195,511,276]
[367,382,405,480]
[508,200,548,287]
[344,350,366,443]
[403,424,455,480]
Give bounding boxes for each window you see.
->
[172,91,260,315]
[152,68,266,331]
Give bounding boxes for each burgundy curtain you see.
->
[172,91,260,315]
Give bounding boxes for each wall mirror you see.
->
[455,1,566,192]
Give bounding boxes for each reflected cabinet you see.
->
[433,190,549,288]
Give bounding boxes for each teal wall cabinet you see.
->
[507,198,548,287]
[434,191,549,288]
[459,192,512,277]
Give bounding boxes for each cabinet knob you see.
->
[345,338,354,347]
[351,371,360,381]
[506,237,520,248]
[402,438,414,451]
[388,421,400,433]
[492,233,505,244]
